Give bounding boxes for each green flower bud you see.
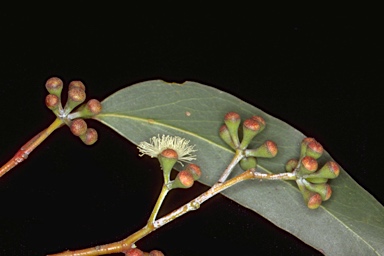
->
[171,170,194,189]
[251,115,266,132]
[45,77,63,97]
[219,124,236,149]
[80,128,98,145]
[224,112,241,147]
[296,179,322,209]
[185,163,202,181]
[300,137,316,158]
[70,119,88,136]
[63,87,86,114]
[239,118,261,149]
[298,156,318,175]
[245,140,278,158]
[306,192,323,209]
[306,161,340,179]
[306,140,324,159]
[157,149,178,184]
[239,157,257,171]
[285,159,298,172]
[302,179,332,201]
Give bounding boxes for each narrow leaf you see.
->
[95,80,384,255]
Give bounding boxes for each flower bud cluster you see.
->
[219,112,277,171]
[285,137,340,209]
[45,77,102,145]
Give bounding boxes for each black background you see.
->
[0,8,382,256]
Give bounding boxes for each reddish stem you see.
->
[0,118,64,178]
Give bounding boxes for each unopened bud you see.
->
[219,124,236,149]
[285,159,298,172]
[306,140,324,159]
[306,161,340,179]
[68,80,86,91]
[224,112,241,147]
[45,94,60,110]
[300,137,316,158]
[296,179,322,209]
[303,180,332,201]
[80,128,98,145]
[45,77,63,96]
[64,87,86,114]
[245,140,278,158]
[70,119,87,136]
[251,115,266,132]
[172,170,194,189]
[239,157,257,171]
[307,192,323,209]
[185,163,201,180]
[298,156,318,175]
[239,118,261,149]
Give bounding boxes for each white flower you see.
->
[137,135,197,165]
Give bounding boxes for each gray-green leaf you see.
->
[95,80,384,255]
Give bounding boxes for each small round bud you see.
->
[219,124,236,149]
[285,159,298,172]
[86,99,102,115]
[172,170,194,189]
[239,118,261,149]
[224,112,241,147]
[80,128,98,145]
[245,140,278,158]
[224,111,241,123]
[70,99,102,119]
[64,87,86,114]
[68,87,86,103]
[125,248,144,256]
[300,137,316,158]
[306,140,324,159]
[149,250,164,256]
[68,80,86,91]
[70,119,88,136]
[307,161,340,179]
[45,94,60,110]
[299,156,318,175]
[307,192,322,209]
[45,77,63,96]
[185,163,201,180]
[251,115,266,132]
[239,157,257,171]
[303,180,331,201]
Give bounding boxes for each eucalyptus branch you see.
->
[0,77,102,179]
[0,118,64,178]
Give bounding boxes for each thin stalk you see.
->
[217,149,244,183]
[147,184,169,224]
[0,118,64,178]
[48,169,256,256]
